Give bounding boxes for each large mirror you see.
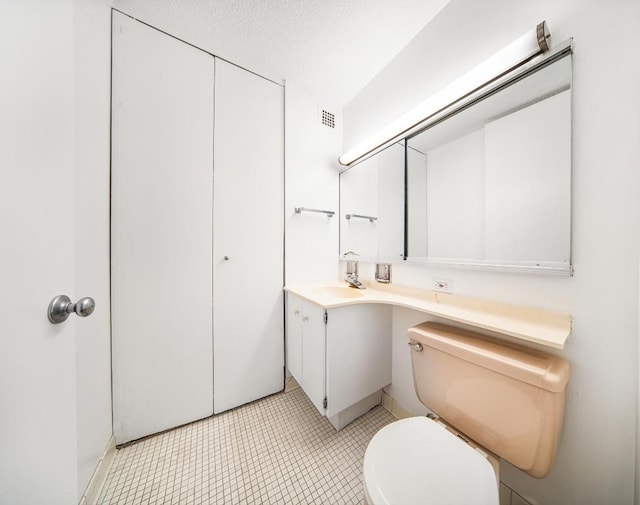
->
[339,141,404,260]
[339,51,572,274]
[406,54,571,273]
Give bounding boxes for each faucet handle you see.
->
[345,276,366,290]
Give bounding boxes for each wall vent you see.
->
[321,110,335,128]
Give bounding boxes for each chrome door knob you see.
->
[48,295,95,324]
[75,297,96,317]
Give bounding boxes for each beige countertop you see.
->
[284,281,571,350]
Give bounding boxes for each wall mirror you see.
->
[406,54,572,273]
[339,49,572,273]
[339,141,404,260]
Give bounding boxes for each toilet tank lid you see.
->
[408,322,570,393]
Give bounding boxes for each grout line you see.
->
[96,388,394,504]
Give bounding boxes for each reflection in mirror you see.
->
[339,142,404,260]
[407,54,572,273]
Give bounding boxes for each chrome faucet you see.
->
[345,274,365,289]
[344,255,366,289]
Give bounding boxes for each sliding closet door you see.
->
[213,59,284,413]
[111,12,214,444]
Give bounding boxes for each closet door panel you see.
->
[111,12,214,444]
[213,59,284,413]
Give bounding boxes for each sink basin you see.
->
[321,286,365,299]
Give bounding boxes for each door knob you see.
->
[48,295,95,324]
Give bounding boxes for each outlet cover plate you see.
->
[433,278,453,293]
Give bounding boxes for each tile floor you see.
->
[97,385,395,504]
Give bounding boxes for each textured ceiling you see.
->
[112,0,451,106]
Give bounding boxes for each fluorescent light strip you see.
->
[339,21,551,167]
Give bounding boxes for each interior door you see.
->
[111,12,215,444]
[0,3,78,504]
[213,58,284,413]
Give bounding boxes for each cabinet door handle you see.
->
[302,316,309,322]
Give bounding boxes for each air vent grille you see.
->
[321,110,335,128]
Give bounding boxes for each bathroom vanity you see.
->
[285,282,571,430]
[287,289,391,430]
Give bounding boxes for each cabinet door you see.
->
[301,300,326,414]
[111,13,214,444]
[213,59,284,413]
[325,304,392,417]
[286,293,303,382]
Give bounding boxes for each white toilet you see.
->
[364,322,570,505]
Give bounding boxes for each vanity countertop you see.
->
[284,282,571,350]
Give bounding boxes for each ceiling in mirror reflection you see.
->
[407,56,571,154]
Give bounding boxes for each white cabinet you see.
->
[286,294,303,381]
[325,304,392,418]
[112,14,284,443]
[213,58,284,414]
[286,293,392,428]
[112,13,215,444]
[287,294,326,413]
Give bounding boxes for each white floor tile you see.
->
[97,387,394,504]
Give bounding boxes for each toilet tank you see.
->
[408,322,570,478]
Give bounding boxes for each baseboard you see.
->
[381,390,413,419]
[78,435,116,505]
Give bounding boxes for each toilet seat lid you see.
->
[364,417,499,505]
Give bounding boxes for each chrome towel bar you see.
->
[345,213,377,223]
[295,207,335,217]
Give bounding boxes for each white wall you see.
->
[344,1,640,504]
[340,155,379,258]
[484,90,571,263]
[284,82,342,285]
[74,0,114,498]
[426,129,485,259]
[377,143,405,260]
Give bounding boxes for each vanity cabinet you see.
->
[325,303,392,418]
[287,295,326,413]
[286,292,392,427]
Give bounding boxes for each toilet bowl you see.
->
[363,322,570,505]
[364,416,498,505]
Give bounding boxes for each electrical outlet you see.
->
[433,278,453,293]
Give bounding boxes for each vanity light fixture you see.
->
[338,21,551,167]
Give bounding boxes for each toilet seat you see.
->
[364,417,499,505]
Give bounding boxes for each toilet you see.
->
[364,322,570,505]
